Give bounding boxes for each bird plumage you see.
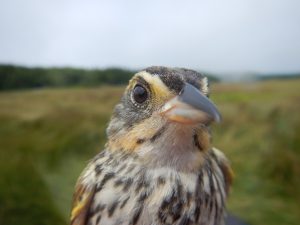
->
[70,66,233,225]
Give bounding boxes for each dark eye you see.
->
[132,85,148,104]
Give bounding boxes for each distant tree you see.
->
[0,64,221,91]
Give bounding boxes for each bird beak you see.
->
[160,83,221,124]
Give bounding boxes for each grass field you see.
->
[0,79,299,225]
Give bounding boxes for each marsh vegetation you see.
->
[0,79,299,225]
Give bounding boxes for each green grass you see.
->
[0,80,299,225]
[211,80,300,225]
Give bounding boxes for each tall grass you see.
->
[211,80,300,225]
[0,80,299,225]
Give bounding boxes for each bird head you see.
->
[106,66,221,171]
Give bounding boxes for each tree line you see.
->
[0,64,220,91]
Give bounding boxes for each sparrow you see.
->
[70,66,233,225]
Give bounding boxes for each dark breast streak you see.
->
[86,150,227,225]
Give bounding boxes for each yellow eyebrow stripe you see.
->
[136,71,173,103]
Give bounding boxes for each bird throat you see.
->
[107,118,211,173]
[137,124,211,172]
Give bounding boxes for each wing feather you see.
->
[211,147,234,194]
[70,161,97,225]
[70,183,95,225]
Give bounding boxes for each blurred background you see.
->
[0,0,299,225]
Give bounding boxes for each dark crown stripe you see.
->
[145,66,184,93]
[145,66,207,95]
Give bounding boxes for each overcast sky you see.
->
[0,0,299,76]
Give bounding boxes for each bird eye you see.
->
[132,85,148,104]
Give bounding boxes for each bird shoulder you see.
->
[70,160,98,225]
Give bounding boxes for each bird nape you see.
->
[70,66,233,225]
